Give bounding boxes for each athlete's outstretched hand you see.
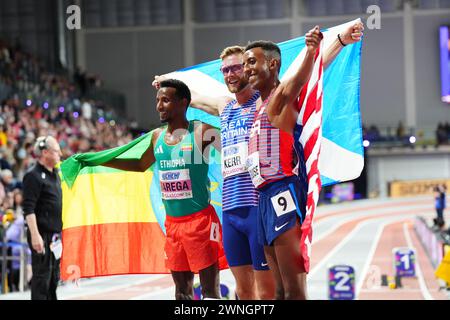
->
[305,25,323,53]
[152,75,168,90]
[339,21,364,45]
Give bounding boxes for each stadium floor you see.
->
[1,196,449,300]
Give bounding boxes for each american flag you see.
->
[295,43,324,273]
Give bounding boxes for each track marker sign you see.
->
[393,247,416,277]
[328,265,355,300]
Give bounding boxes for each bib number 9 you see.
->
[271,190,296,217]
[278,197,287,211]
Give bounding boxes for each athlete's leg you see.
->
[198,262,221,299]
[272,224,307,300]
[264,246,285,300]
[165,217,193,300]
[171,270,195,300]
[245,205,275,299]
[254,270,275,299]
[229,265,255,299]
[222,208,257,299]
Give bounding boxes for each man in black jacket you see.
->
[23,136,62,300]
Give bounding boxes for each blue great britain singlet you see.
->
[220,92,260,211]
[247,94,300,189]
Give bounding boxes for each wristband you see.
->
[337,33,346,47]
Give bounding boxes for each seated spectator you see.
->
[1,168,14,203]
[0,147,12,171]
[1,168,19,191]
[5,193,31,292]
[396,121,405,140]
[436,123,447,146]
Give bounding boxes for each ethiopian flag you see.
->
[60,131,224,280]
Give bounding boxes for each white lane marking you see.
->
[314,202,431,228]
[309,219,368,278]
[309,212,435,300]
[314,196,432,219]
[354,219,391,298]
[403,222,434,300]
[313,204,431,244]
[69,274,151,288]
[61,274,169,300]
[309,211,433,279]
[130,285,175,300]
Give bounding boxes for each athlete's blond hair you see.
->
[220,46,245,60]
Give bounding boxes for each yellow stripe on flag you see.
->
[62,171,156,228]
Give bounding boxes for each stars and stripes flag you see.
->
[294,37,324,272]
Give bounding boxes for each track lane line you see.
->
[403,222,434,300]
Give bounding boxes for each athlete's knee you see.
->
[175,292,194,300]
[202,286,220,299]
[258,288,274,300]
[284,289,307,300]
[255,278,275,300]
[283,282,307,300]
[175,288,194,300]
[200,277,220,299]
[235,285,256,300]
[275,285,285,300]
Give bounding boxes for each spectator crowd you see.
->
[0,39,136,293]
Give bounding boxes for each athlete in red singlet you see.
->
[243,22,363,300]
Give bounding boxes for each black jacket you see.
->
[23,162,62,233]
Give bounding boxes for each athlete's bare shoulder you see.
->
[192,121,220,151]
[219,96,235,114]
[151,127,164,145]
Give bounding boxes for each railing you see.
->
[0,227,30,294]
[414,216,448,269]
[363,125,450,149]
[84,87,127,119]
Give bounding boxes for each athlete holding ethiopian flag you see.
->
[243,23,363,300]
[103,79,224,300]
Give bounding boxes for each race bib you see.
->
[246,152,265,188]
[222,142,248,178]
[210,222,220,242]
[270,190,296,217]
[50,239,62,260]
[159,169,193,200]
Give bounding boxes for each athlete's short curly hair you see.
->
[245,40,281,72]
[159,79,191,107]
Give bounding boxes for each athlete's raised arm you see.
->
[153,75,231,116]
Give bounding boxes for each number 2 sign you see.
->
[328,265,355,300]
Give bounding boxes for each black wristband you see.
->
[337,33,346,47]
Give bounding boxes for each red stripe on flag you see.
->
[317,56,323,80]
[303,126,320,162]
[297,84,308,112]
[60,222,168,280]
[314,44,321,60]
[61,221,229,280]
[302,82,319,125]
[296,48,323,274]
